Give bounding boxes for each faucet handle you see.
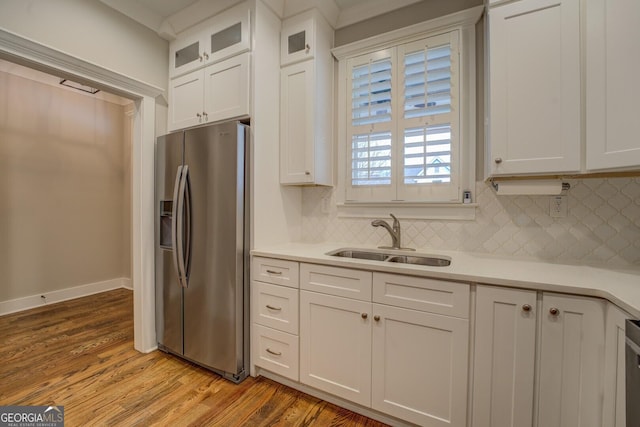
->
[389,213,399,228]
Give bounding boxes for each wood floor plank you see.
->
[0,289,390,426]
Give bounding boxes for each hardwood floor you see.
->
[0,289,388,426]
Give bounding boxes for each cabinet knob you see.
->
[199,55,203,62]
[374,315,380,321]
[196,113,202,119]
[549,307,559,316]
[203,52,209,60]
[361,313,368,319]
[305,44,310,53]
[203,112,208,120]
[522,304,532,312]
[495,157,503,164]
[305,171,311,175]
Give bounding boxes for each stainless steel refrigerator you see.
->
[155,121,249,383]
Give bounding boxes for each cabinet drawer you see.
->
[252,282,299,334]
[252,257,299,288]
[373,273,470,318]
[252,324,299,381]
[300,263,372,301]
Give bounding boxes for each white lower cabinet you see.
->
[372,303,469,427]
[537,293,605,427]
[603,303,630,427]
[251,256,300,381]
[299,266,470,426]
[299,290,372,406]
[473,286,607,427]
[472,286,537,427]
[252,257,624,427]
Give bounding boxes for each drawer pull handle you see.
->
[266,348,282,356]
[522,304,532,312]
[266,305,282,311]
[266,270,282,275]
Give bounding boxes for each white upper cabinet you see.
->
[586,0,640,170]
[281,14,315,66]
[169,2,250,78]
[487,0,581,176]
[168,53,249,132]
[279,9,333,186]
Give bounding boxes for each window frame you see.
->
[332,6,482,218]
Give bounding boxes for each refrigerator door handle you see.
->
[171,165,184,287]
[182,166,192,286]
[176,164,189,288]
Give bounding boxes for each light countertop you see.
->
[252,242,640,318]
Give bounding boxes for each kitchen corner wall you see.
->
[301,178,640,268]
[0,71,131,302]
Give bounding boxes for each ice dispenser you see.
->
[159,200,173,248]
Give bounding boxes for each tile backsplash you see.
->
[301,178,640,268]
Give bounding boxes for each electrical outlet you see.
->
[549,195,567,218]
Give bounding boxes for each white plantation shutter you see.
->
[347,50,395,201]
[345,31,460,202]
[398,32,459,201]
[351,58,392,126]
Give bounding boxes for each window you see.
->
[345,31,460,203]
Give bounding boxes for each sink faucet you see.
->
[371,214,413,250]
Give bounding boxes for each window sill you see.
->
[336,202,477,220]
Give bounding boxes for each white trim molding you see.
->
[332,6,484,60]
[0,27,164,99]
[0,279,132,317]
[0,28,159,354]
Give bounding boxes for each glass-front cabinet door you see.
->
[169,1,250,78]
[281,14,315,66]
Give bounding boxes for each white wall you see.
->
[251,0,302,248]
[0,70,132,302]
[0,0,168,91]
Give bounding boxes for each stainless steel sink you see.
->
[326,248,451,267]
[330,250,389,261]
[386,255,451,267]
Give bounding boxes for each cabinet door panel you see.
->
[537,293,605,427]
[472,286,537,427]
[602,304,630,427]
[168,70,205,131]
[488,0,580,175]
[281,15,315,66]
[169,30,206,78]
[372,304,469,427]
[203,53,249,124]
[586,0,640,170]
[299,291,371,406]
[280,61,314,184]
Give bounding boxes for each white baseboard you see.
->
[0,278,132,316]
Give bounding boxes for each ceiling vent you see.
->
[59,79,100,94]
